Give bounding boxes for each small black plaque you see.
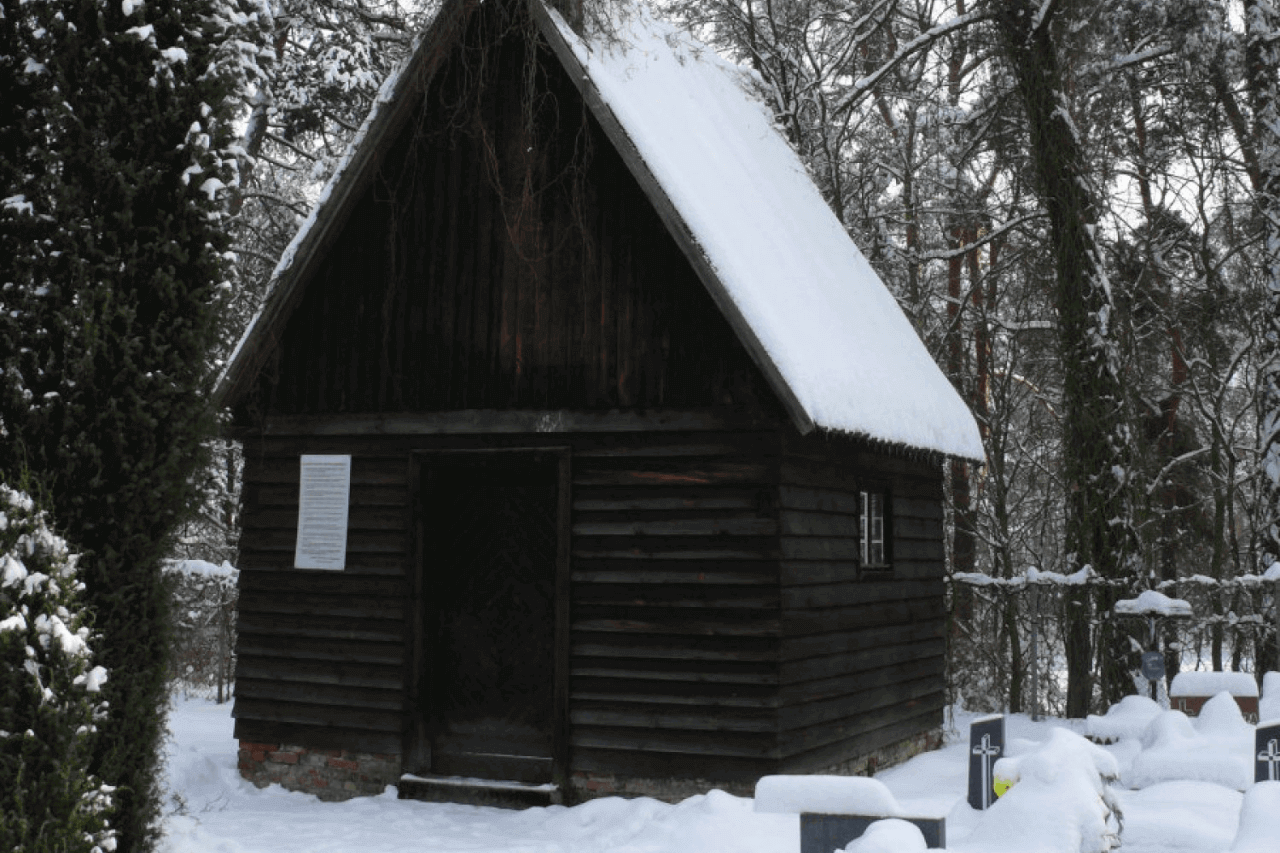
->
[1140,651,1165,682]
[968,715,1005,810]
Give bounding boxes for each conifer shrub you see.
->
[0,484,115,853]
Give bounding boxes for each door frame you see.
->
[403,446,571,786]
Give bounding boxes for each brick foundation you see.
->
[807,727,944,778]
[237,741,400,801]
[239,727,942,803]
[569,728,944,803]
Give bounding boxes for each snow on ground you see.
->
[159,699,1263,853]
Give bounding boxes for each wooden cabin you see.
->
[218,0,983,805]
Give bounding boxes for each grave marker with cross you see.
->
[1257,720,1280,784]
[968,715,1005,810]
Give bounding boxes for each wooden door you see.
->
[412,450,566,784]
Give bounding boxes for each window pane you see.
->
[859,491,868,565]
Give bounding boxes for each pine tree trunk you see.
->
[988,0,1134,715]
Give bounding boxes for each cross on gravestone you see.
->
[968,715,1005,810]
[1257,722,1280,784]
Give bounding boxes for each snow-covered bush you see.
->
[0,484,115,853]
[965,729,1123,853]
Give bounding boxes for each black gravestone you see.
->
[968,715,1005,810]
[800,814,946,853]
[1257,721,1280,783]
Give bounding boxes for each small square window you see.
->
[859,489,888,570]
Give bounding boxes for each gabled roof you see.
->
[219,0,984,461]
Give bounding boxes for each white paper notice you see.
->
[294,454,351,570]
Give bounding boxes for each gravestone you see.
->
[800,814,946,852]
[1257,720,1280,784]
[968,714,1005,810]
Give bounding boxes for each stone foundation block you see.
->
[238,741,400,801]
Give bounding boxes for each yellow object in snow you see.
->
[993,775,1015,798]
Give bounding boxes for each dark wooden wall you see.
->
[235,444,410,754]
[231,3,949,792]
[234,427,949,784]
[243,9,774,420]
[775,432,947,772]
[233,428,788,783]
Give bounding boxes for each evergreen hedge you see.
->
[0,1,264,849]
[0,484,115,853]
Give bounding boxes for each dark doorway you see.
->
[411,450,565,784]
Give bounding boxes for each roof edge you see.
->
[531,2,817,437]
[215,0,483,410]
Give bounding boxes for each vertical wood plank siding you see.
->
[233,431,785,781]
[241,15,773,422]
[776,433,947,772]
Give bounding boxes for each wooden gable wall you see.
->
[241,6,778,422]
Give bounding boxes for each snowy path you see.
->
[159,698,1247,853]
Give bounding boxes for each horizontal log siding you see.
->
[233,430,785,780]
[777,433,947,772]
[567,430,782,780]
[234,440,412,756]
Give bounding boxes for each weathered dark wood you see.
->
[554,452,572,788]
[781,578,942,607]
[224,0,956,796]
[573,518,777,537]
[233,719,402,756]
[236,678,404,712]
[571,676,779,704]
[780,673,943,733]
[783,598,945,638]
[234,657,404,691]
[530,1,813,435]
[237,571,405,597]
[570,727,777,760]
[216,0,486,410]
[573,636,778,663]
[569,748,773,785]
[780,640,946,684]
[570,706,776,734]
[236,634,405,667]
[233,697,404,733]
[236,550,405,575]
[239,409,781,438]
[778,703,946,770]
[237,591,406,621]
[781,621,945,662]
[236,612,404,644]
[779,656,945,704]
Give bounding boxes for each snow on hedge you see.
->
[0,484,115,853]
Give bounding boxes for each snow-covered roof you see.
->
[219,0,983,460]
